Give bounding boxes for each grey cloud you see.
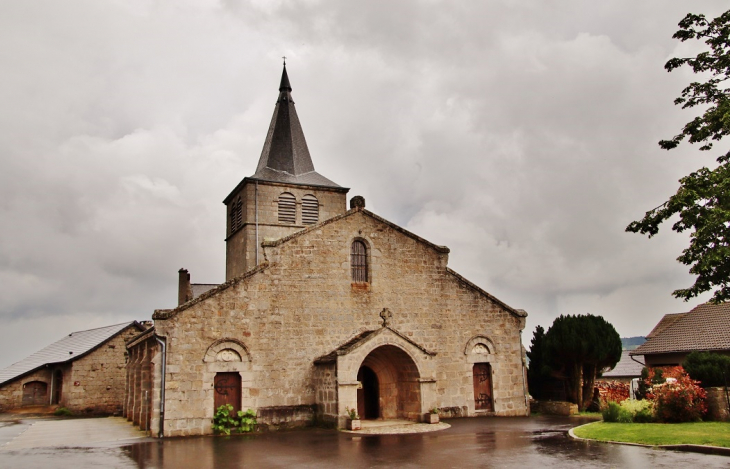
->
[0,0,726,366]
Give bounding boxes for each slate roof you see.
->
[602,351,644,378]
[0,322,141,386]
[191,283,218,299]
[630,303,730,356]
[248,64,342,188]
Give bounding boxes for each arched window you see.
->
[301,194,319,225]
[229,198,243,234]
[278,192,296,224]
[351,240,368,282]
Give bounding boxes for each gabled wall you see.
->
[153,208,527,436]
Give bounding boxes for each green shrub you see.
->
[602,401,622,422]
[617,407,633,423]
[633,407,654,423]
[212,404,257,435]
[620,399,654,423]
[237,409,257,433]
[53,407,72,417]
[635,367,650,400]
[212,404,238,435]
[683,352,730,388]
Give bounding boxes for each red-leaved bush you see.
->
[595,380,630,407]
[646,367,707,423]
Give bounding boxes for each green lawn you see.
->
[573,421,730,447]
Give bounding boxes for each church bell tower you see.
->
[223,64,349,280]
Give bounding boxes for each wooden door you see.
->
[22,381,48,406]
[473,363,493,411]
[214,372,241,414]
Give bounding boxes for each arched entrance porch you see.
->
[356,345,421,421]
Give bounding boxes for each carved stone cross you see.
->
[380,308,392,327]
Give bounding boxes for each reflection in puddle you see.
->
[4,417,721,469]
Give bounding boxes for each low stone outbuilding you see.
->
[0,322,144,414]
[126,65,530,437]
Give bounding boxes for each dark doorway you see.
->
[22,381,48,406]
[214,372,241,415]
[473,363,494,411]
[52,370,63,405]
[357,366,380,419]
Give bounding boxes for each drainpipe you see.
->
[48,365,54,406]
[255,180,259,265]
[155,336,167,438]
[519,331,528,412]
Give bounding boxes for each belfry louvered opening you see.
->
[230,198,243,235]
[351,240,368,282]
[278,192,296,224]
[301,194,319,225]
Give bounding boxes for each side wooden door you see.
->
[214,372,241,415]
[473,363,494,411]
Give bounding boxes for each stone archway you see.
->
[357,345,421,421]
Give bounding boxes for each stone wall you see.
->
[125,332,159,431]
[705,387,730,421]
[153,208,528,436]
[538,401,579,416]
[0,368,53,411]
[313,362,337,424]
[63,325,141,415]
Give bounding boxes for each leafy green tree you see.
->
[543,314,622,410]
[526,325,547,399]
[626,10,730,303]
[683,351,730,387]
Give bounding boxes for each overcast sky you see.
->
[1,1,728,368]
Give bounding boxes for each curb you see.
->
[569,422,730,457]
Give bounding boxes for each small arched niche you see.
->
[464,335,496,364]
[203,338,250,370]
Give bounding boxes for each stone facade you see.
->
[0,324,141,414]
[137,207,528,437]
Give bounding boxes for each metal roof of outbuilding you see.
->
[0,322,141,386]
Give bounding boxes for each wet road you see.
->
[1,416,729,468]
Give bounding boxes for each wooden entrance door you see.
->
[214,372,241,414]
[22,381,48,406]
[473,363,494,411]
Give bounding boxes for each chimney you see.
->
[178,268,192,306]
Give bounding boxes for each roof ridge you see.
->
[66,321,137,335]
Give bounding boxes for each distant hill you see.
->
[621,336,646,350]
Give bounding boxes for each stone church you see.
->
[125,65,529,437]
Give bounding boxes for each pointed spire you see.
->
[279,62,292,92]
[251,63,341,188]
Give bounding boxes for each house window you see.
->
[229,198,243,234]
[301,194,319,225]
[278,192,296,224]
[351,240,368,282]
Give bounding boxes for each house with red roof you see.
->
[630,303,730,367]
